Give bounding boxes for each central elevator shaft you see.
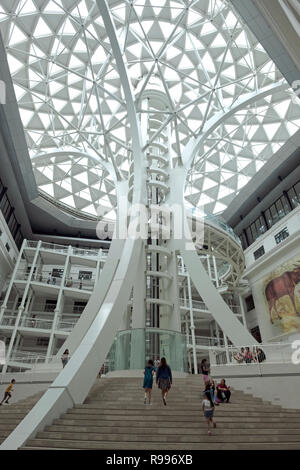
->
[129,81,182,367]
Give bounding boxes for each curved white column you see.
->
[182,81,288,168]
[0,237,143,450]
[0,1,146,449]
[168,167,257,346]
[178,242,257,346]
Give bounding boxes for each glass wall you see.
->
[106,328,188,372]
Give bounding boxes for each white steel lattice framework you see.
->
[1,0,300,449]
[0,0,300,219]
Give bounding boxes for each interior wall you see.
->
[246,236,300,342]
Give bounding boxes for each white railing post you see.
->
[187,272,198,374]
[238,294,247,326]
[212,255,220,288]
[3,241,41,373]
[46,246,72,360]
[0,239,27,324]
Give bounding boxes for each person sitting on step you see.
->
[216,379,231,403]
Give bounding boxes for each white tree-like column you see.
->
[2,0,300,449]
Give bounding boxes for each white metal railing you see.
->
[25,240,109,259]
[179,298,208,311]
[21,317,76,332]
[63,278,94,291]
[187,335,225,348]
[179,298,240,315]
[0,302,85,315]
[72,247,101,258]
[1,316,17,327]
[10,351,48,364]
[21,318,53,330]
[14,271,63,286]
[8,351,61,369]
[1,316,77,333]
[12,271,95,291]
[209,343,294,369]
[56,321,76,332]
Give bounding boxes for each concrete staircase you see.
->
[15,376,300,450]
[0,391,44,445]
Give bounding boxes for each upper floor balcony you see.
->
[0,314,77,335]
[23,240,108,267]
[12,270,95,293]
[243,204,300,269]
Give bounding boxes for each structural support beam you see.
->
[182,81,288,168]
[0,1,147,449]
[178,240,257,346]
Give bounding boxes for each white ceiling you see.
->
[0,0,299,219]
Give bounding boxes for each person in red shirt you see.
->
[216,379,231,403]
[244,347,253,363]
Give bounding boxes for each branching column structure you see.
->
[4,0,300,449]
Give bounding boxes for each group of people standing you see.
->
[233,346,266,364]
[143,357,172,406]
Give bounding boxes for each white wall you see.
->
[212,362,300,409]
[244,205,300,269]
[0,210,18,296]
[243,217,300,342]
[245,308,258,330]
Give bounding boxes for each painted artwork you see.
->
[263,256,300,333]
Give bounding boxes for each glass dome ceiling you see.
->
[0,0,299,220]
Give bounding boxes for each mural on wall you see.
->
[263,256,300,333]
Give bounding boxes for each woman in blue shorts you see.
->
[143,359,155,405]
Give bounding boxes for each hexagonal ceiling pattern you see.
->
[0,0,299,219]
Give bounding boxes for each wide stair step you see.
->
[17,377,300,450]
[0,391,44,445]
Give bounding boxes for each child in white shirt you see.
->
[202,390,216,435]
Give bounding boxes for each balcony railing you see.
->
[25,240,108,258]
[57,321,76,332]
[179,298,240,315]
[209,343,293,368]
[187,335,225,347]
[9,351,49,364]
[0,301,86,316]
[179,298,208,311]
[12,271,95,291]
[0,315,77,333]
[1,316,17,327]
[14,271,63,286]
[9,351,61,367]
[20,318,53,330]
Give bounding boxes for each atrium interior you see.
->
[0,0,299,451]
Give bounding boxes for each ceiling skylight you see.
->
[0,0,299,219]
